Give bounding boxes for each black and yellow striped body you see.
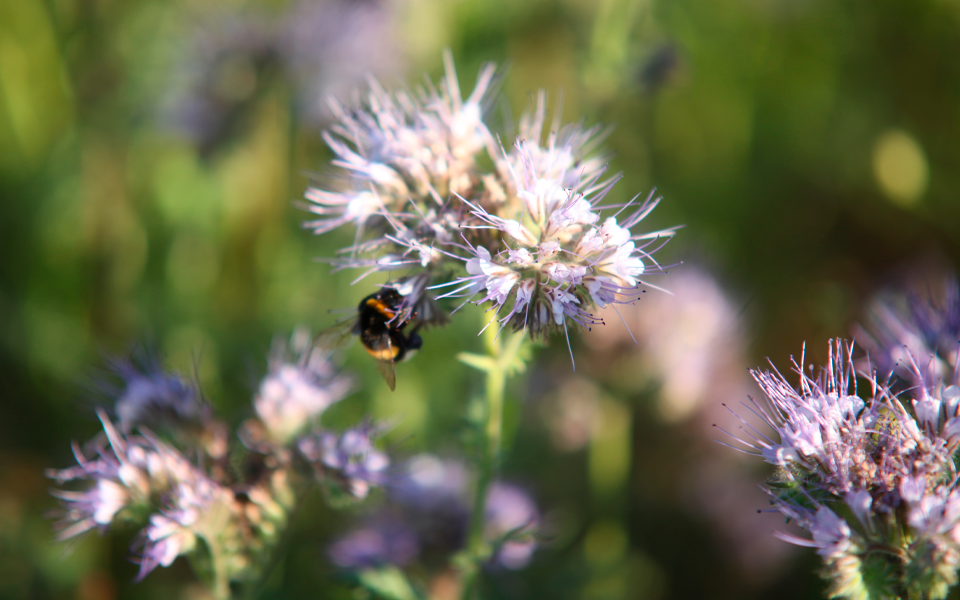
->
[355,288,422,368]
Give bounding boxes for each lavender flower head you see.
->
[136,470,231,580]
[254,329,352,444]
[297,422,390,501]
[49,410,199,541]
[102,353,206,433]
[306,52,676,344]
[49,333,383,596]
[723,334,960,599]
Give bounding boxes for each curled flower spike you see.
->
[48,411,205,541]
[441,183,674,341]
[49,331,387,595]
[721,328,960,599]
[304,51,498,242]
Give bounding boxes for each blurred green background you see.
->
[2,0,960,598]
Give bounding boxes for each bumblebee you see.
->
[352,287,422,391]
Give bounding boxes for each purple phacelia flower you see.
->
[721,328,960,599]
[48,410,204,541]
[298,422,390,500]
[104,354,205,433]
[856,275,960,390]
[254,329,352,444]
[305,52,677,358]
[136,474,229,580]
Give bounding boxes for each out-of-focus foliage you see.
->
[1,0,959,598]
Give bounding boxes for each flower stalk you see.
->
[457,311,530,599]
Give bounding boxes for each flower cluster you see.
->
[723,277,960,599]
[104,353,207,433]
[306,53,676,341]
[329,454,540,572]
[49,331,387,597]
[297,422,390,501]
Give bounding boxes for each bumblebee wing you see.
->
[375,352,397,392]
[315,315,358,351]
[361,330,399,391]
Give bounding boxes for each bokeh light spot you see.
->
[872,129,928,208]
[589,398,631,497]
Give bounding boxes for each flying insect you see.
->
[323,287,422,391]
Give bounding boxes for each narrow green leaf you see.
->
[357,566,422,600]
[458,352,496,372]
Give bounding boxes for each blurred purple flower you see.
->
[328,515,419,568]
[298,422,390,500]
[161,0,401,155]
[160,11,278,155]
[255,329,352,444]
[485,483,539,569]
[856,275,960,389]
[279,0,401,126]
[48,410,205,541]
[104,353,205,432]
[136,474,229,580]
[328,454,540,571]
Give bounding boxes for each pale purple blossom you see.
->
[50,331,385,593]
[49,411,205,541]
[808,507,856,559]
[254,330,352,444]
[907,487,960,538]
[723,328,960,599]
[104,356,204,432]
[856,276,960,390]
[137,475,229,580]
[438,182,673,340]
[304,53,498,239]
[298,423,390,499]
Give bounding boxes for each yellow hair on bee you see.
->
[364,345,400,361]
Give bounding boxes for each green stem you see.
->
[460,317,527,600]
